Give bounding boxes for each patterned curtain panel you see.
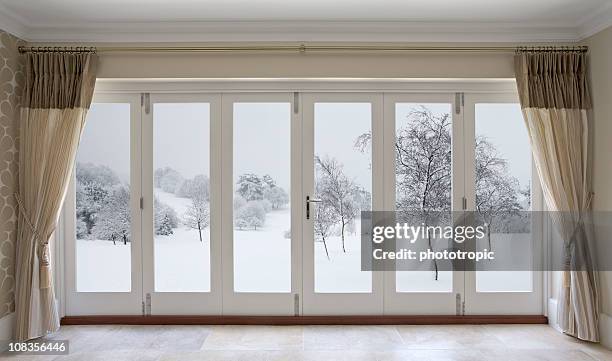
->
[515,50,599,342]
[14,51,97,341]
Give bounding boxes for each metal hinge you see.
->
[462,196,467,210]
[293,92,299,114]
[454,92,464,114]
[462,301,466,316]
[145,293,152,316]
[456,293,462,315]
[142,93,150,114]
[141,301,145,316]
[139,196,144,210]
[294,294,300,316]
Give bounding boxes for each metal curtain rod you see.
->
[17,44,589,54]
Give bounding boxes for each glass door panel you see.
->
[394,102,454,294]
[302,93,383,315]
[222,93,299,315]
[142,94,222,314]
[313,102,372,294]
[65,93,143,315]
[153,102,212,293]
[463,94,542,314]
[383,94,464,314]
[232,103,292,293]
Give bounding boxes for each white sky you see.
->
[77,100,530,195]
[233,103,292,191]
[315,102,372,190]
[77,103,131,183]
[154,103,210,180]
[475,103,531,188]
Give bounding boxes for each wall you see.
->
[0,29,23,322]
[584,25,612,348]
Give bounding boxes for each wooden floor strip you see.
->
[61,315,548,326]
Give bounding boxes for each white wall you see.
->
[584,25,612,348]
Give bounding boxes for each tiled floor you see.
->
[2,324,611,360]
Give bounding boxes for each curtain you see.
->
[515,50,599,342]
[14,51,97,341]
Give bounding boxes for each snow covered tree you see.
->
[236,173,264,201]
[314,191,337,260]
[183,197,210,242]
[154,167,184,194]
[315,156,359,252]
[76,162,121,236]
[357,107,451,279]
[76,217,88,239]
[262,174,276,189]
[353,187,372,212]
[91,185,131,245]
[177,174,210,200]
[356,105,527,279]
[77,162,121,186]
[154,198,179,236]
[264,186,289,209]
[234,201,266,230]
[475,136,524,248]
[234,194,247,210]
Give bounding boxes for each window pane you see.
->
[474,103,533,293]
[153,103,211,292]
[233,103,291,293]
[314,103,372,293]
[394,103,453,293]
[76,103,131,292]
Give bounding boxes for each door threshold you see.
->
[61,315,547,325]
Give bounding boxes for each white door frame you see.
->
[64,93,143,315]
[220,93,302,315]
[301,92,384,315]
[141,93,223,314]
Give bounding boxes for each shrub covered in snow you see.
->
[177,174,210,200]
[264,186,289,209]
[235,201,266,230]
[154,167,185,194]
[154,197,179,236]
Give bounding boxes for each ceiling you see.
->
[0,0,611,42]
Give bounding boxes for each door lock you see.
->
[306,196,322,220]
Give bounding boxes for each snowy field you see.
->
[76,191,531,294]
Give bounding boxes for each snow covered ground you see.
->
[76,190,531,295]
[234,207,291,292]
[314,224,372,293]
[76,239,131,292]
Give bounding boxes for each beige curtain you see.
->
[515,50,599,342]
[14,51,97,341]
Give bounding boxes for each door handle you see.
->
[306,196,322,220]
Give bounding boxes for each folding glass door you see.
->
[65,87,543,317]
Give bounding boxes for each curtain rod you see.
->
[17,45,589,54]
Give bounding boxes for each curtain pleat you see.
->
[14,52,97,341]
